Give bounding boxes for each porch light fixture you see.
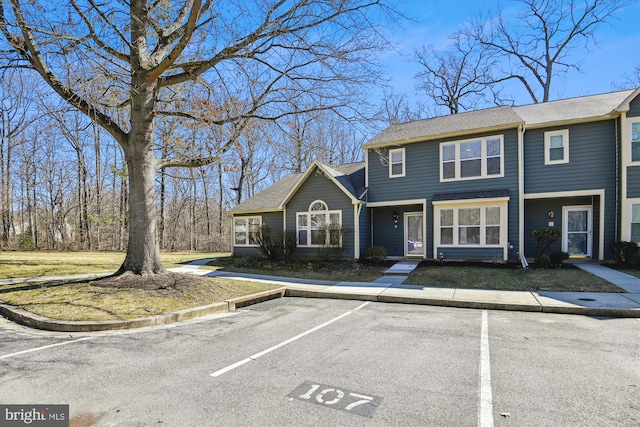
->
[548,211,555,218]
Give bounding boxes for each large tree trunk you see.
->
[116,142,164,275]
[115,67,165,275]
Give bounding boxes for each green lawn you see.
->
[0,277,277,321]
[209,256,624,293]
[406,265,623,292]
[0,251,229,278]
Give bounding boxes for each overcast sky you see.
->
[377,0,640,110]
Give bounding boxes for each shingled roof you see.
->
[228,172,303,213]
[364,89,638,149]
[229,161,365,214]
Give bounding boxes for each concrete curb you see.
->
[0,287,287,332]
[283,288,640,318]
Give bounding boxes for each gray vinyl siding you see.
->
[628,166,640,198]
[286,170,356,259]
[523,120,617,260]
[359,206,371,258]
[435,247,504,262]
[628,94,640,117]
[232,211,283,257]
[523,197,593,258]
[367,128,518,202]
[371,205,423,257]
[524,121,617,193]
[367,128,520,260]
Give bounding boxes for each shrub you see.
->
[316,225,349,263]
[530,228,562,257]
[534,254,551,267]
[609,241,639,265]
[549,251,570,265]
[253,225,280,260]
[365,246,387,262]
[281,230,297,260]
[17,234,36,250]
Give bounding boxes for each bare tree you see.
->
[0,69,38,246]
[376,91,424,125]
[465,0,632,103]
[613,64,640,90]
[414,31,509,115]
[0,0,391,276]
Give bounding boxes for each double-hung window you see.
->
[436,203,506,247]
[632,122,640,163]
[389,148,405,178]
[544,129,569,165]
[234,216,261,246]
[440,136,503,181]
[297,200,342,246]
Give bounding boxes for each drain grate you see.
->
[578,298,596,302]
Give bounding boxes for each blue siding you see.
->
[367,128,520,260]
[523,197,594,258]
[359,206,371,258]
[628,94,640,117]
[628,166,640,198]
[286,168,356,259]
[524,121,617,193]
[524,120,617,260]
[371,205,423,257]
[436,247,504,262]
[232,211,283,257]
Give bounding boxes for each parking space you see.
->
[1,298,638,426]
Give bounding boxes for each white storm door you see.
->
[404,212,424,257]
[563,207,592,257]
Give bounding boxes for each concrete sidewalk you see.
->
[1,260,638,332]
[206,269,640,318]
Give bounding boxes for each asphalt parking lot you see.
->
[1,298,639,426]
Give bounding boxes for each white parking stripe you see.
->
[479,310,494,427]
[211,301,370,378]
[0,337,92,360]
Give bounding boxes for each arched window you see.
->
[296,200,342,246]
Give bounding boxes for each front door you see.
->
[563,207,592,257]
[404,212,424,257]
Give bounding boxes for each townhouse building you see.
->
[229,88,640,262]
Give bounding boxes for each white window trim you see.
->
[433,199,508,249]
[439,135,504,182]
[296,200,343,247]
[233,216,262,247]
[544,129,569,165]
[388,147,406,178]
[630,201,640,245]
[631,120,640,165]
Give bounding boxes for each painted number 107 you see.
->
[299,384,374,410]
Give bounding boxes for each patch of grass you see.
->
[406,264,623,292]
[208,256,388,282]
[619,268,640,278]
[0,275,276,321]
[0,251,229,278]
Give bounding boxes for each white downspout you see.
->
[519,123,526,260]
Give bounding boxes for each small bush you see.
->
[531,228,562,257]
[281,230,297,260]
[17,234,36,250]
[231,257,249,268]
[549,251,570,265]
[366,246,387,262]
[609,241,639,265]
[534,254,551,267]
